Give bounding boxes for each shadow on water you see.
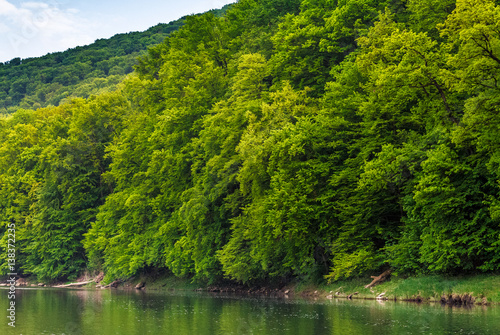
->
[0,288,499,335]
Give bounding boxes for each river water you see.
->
[1,288,499,334]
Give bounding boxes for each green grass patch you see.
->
[323,274,500,303]
[131,274,201,291]
[317,277,374,297]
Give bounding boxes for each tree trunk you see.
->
[364,269,391,288]
[53,280,94,288]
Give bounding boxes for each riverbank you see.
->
[302,274,500,305]
[126,273,500,305]
[4,273,500,305]
[103,273,500,305]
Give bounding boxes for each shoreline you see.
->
[3,273,500,306]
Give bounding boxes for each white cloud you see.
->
[0,0,94,62]
[0,22,10,33]
[0,0,17,15]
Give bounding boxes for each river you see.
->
[1,288,499,334]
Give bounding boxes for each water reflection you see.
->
[0,288,499,334]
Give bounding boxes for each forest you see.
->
[1,0,500,286]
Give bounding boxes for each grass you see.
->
[129,274,201,291]
[317,273,500,304]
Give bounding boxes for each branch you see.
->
[365,269,391,288]
[53,280,94,288]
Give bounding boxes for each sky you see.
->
[0,0,235,63]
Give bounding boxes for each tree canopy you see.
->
[1,0,500,285]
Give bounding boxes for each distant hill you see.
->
[0,6,229,115]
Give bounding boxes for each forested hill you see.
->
[0,6,229,115]
[1,0,500,285]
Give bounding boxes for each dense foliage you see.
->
[1,0,500,284]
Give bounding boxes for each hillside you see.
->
[1,0,500,286]
[0,6,229,115]
[0,23,177,114]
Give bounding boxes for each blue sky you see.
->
[0,0,234,62]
